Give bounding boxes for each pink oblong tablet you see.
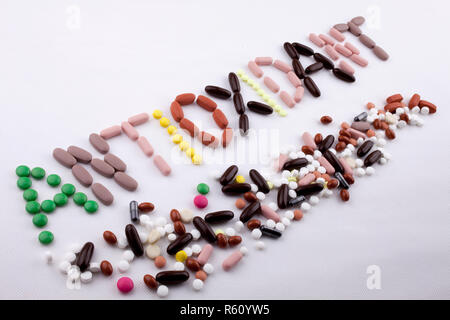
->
[344,42,360,55]
[329,27,345,42]
[280,90,295,108]
[325,45,339,61]
[197,244,213,266]
[339,60,355,75]
[222,250,243,271]
[350,54,368,67]
[287,71,302,88]
[275,154,288,172]
[319,34,335,46]
[153,155,171,176]
[255,57,273,66]
[261,205,280,222]
[298,173,316,186]
[335,44,352,57]
[339,157,353,175]
[121,121,139,141]
[294,86,304,103]
[302,132,317,149]
[128,113,149,126]
[263,76,280,93]
[137,136,153,157]
[273,59,292,73]
[347,127,367,139]
[318,156,335,175]
[100,125,122,139]
[248,61,263,78]
[309,33,325,47]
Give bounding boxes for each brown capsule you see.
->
[343,173,355,185]
[408,93,420,109]
[239,114,249,136]
[170,209,181,222]
[335,141,346,152]
[340,189,350,202]
[103,230,117,245]
[327,179,339,189]
[175,93,196,105]
[247,219,261,230]
[292,59,305,79]
[301,145,314,155]
[233,92,245,115]
[384,102,403,113]
[174,221,186,235]
[338,135,351,144]
[216,233,228,248]
[304,76,321,97]
[320,115,333,124]
[185,258,201,272]
[314,133,323,145]
[349,138,357,146]
[170,101,184,122]
[386,94,403,104]
[243,192,257,202]
[228,72,240,93]
[204,85,231,100]
[339,129,351,138]
[332,68,355,83]
[373,118,381,129]
[138,202,154,213]
[143,274,158,289]
[399,113,409,123]
[228,235,242,247]
[283,42,299,60]
[100,260,113,276]
[180,118,199,138]
[380,121,389,130]
[385,128,396,140]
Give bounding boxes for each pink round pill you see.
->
[117,277,134,293]
[194,195,208,209]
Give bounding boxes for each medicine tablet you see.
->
[118,260,130,273]
[157,285,169,297]
[46,174,61,186]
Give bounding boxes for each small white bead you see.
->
[268,202,278,211]
[164,223,174,234]
[366,116,375,123]
[313,150,322,159]
[117,235,128,249]
[288,189,297,199]
[315,177,325,185]
[184,247,193,257]
[59,261,71,274]
[275,222,285,232]
[190,229,201,241]
[317,166,326,174]
[193,279,204,291]
[69,243,82,253]
[173,262,185,271]
[347,144,355,152]
[357,137,364,145]
[299,167,309,177]
[192,244,202,256]
[411,106,420,114]
[305,154,314,163]
[118,260,130,273]
[281,217,291,227]
[396,108,405,115]
[266,219,276,228]
[44,251,53,264]
[291,169,299,177]
[167,233,177,242]
[139,214,150,225]
[256,192,265,200]
[156,226,165,237]
[234,221,244,232]
[67,266,80,281]
[157,285,169,297]
[122,250,135,262]
[282,170,291,178]
[397,120,407,129]
[297,151,306,158]
[239,246,249,256]
[312,160,320,168]
[378,113,385,120]
[225,227,236,237]
[288,181,297,189]
[80,271,93,283]
[309,196,319,205]
[88,262,101,273]
[203,263,214,274]
[64,252,76,263]
[285,210,294,220]
[307,164,315,172]
[255,241,265,250]
[355,159,364,168]
[420,107,429,114]
[289,151,298,159]
[355,168,366,177]
[416,118,424,127]
[379,157,387,165]
[139,231,148,243]
[300,202,311,212]
[377,139,386,147]
[251,228,262,240]
[250,184,258,192]
[365,167,375,176]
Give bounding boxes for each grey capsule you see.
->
[72,164,93,187]
[91,158,115,178]
[347,22,362,36]
[351,16,365,26]
[114,171,138,191]
[53,148,77,168]
[373,46,389,61]
[354,112,368,122]
[351,121,371,132]
[359,34,376,49]
[129,200,139,222]
[104,153,127,172]
[89,133,109,154]
[67,146,92,164]
[91,182,114,205]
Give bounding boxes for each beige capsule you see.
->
[67,146,92,164]
[53,148,77,168]
[92,183,114,206]
[145,244,161,260]
[104,153,127,172]
[72,164,93,187]
[91,158,115,178]
[113,172,138,191]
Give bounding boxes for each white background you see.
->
[0,0,448,300]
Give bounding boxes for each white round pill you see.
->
[250,184,258,192]
[139,231,148,243]
[281,217,291,227]
[288,181,297,189]
[251,228,262,240]
[180,208,194,223]
[64,252,76,263]
[184,247,193,257]
[355,159,364,168]
[190,229,201,240]
[122,250,134,262]
[193,279,204,291]
[275,222,285,232]
[157,285,169,297]
[255,241,265,250]
[234,221,244,232]
[288,189,297,198]
[203,263,214,274]
[366,167,375,176]
[225,227,236,237]
[173,262,184,271]
[305,155,314,163]
[164,223,174,234]
[192,244,202,256]
[117,235,128,249]
[285,210,294,220]
[80,271,93,283]
[240,246,249,256]
[256,192,265,200]
[317,166,326,174]
[59,261,71,274]
[167,233,177,242]
[268,202,278,211]
[313,150,322,159]
[139,214,150,225]
[266,219,276,228]
[355,168,366,177]
[309,196,319,205]
[44,251,53,264]
[118,260,130,273]
[301,202,311,212]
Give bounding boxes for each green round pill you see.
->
[61,183,76,196]
[73,192,87,206]
[53,193,68,207]
[16,165,30,177]
[41,200,56,213]
[17,177,32,190]
[26,201,41,214]
[31,167,46,180]
[38,231,54,244]
[23,189,38,201]
[84,200,98,213]
[47,174,61,187]
[32,213,48,227]
[197,183,210,195]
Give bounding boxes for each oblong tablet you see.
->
[114,172,138,191]
[75,242,94,272]
[91,158,115,178]
[128,113,149,126]
[222,251,243,271]
[339,60,355,75]
[219,165,238,186]
[280,91,295,108]
[204,211,234,224]
[53,148,77,168]
[170,101,184,122]
[228,72,240,92]
[100,125,121,139]
[282,158,308,171]
[249,169,270,193]
[175,93,196,105]
[248,61,263,78]
[332,68,356,83]
[359,34,376,49]
[92,182,114,205]
[255,57,273,66]
[350,54,368,67]
[67,146,92,164]
[294,86,304,103]
[233,93,245,115]
[167,233,193,255]
[329,27,345,42]
[72,164,93,187]
[222,183,251,195]
[325,45,339,61]
[304,77,321,97]
[261,205,280,222]
[104,153,127,172]
[287,71,302,87]
[347,22,362,36]
[196,95,217,112]
[263,76,280,93]
[335,44,352,57]
[212,109,229,129]
[121,121,139,141]
[137,136,154,157]
[239,201,261,223]
[292,42,314,56]
[277,184,289,209]
[89,133,110,154]
[180,118,199,137]
[309,33,325,47]
[373,45,389,61]
[273,59,292,73]
[314,53,334,70]
[344,42,360,55]
[364,150,383,167]
[153,155,171,176]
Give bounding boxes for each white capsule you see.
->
[355,168,366,177]
[44,251,53,264]
[203,263,214,274]
[355,159,364,168]
[266,219,276,228]
[192,244,202,256]
[239,246,249,256]
[288,189,297,199]
[379,157,387,165]
[256,192,265,201]
[122,250,135,262]
[139,214,150,225]
[190,229,201,241]
[138,231,148,243]
[173,262,185,271]
[167,233,177,242]
[157,285,169,298]
[225,227,236,237]
[420,107,429,115]
[164,223,174,234]
[64,252,76,263]
[365,167,375,176]
[184,247,193,257]
[288,181,297,189]
[412,106,420,114]
[275,222,285,232]
[301,202,311,212]
[88,262,101,273]
[285,210,294,220]
[250,183,258,192]
[313,150,322,159]
[357,137,364,145]
[59,261,71,274]
[281,217,291,227]
[255,241,265,250]
[117,235,128,249]
[309,196,319,205]
[251,228,262,240]
[80,271,93,283]
[268,202,278,211]
[118,260,130,273]
[192,279,204,291]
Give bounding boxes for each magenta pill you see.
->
[222,250,243,271]
[137,136,154,157]
[344,42,360,55]
[121,121,139,141]
[302,132,317,149]
[261,205,280,222]
[294,86,304,103]
[287,71,302,88]
[339,60,355,75]
[117,277,134,293]
[335,43,352,57]
[194,195,208,209]
[350,54,368,67]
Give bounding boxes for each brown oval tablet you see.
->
[138,202,154,213]
[212,108,229,129]
[359,34,376,49]
[216,233,227,248]
[334,23,349,32]
[327,179,339,189]
[385,128,396,140]
[343,173,355,185]
[340,189,350,202]
[320,115,333,124]
[104,153,127,172]
[243,192,257,202]
[386,94,403,104]
[384,102,403,113]
[351,16,365,26]
[408,93,421,109]
[228,235,242,247]
[103,230,117,244]
[91,158,115,178]
[114,172,138,191]
[53,148,77,168]
[335,141,346,152]
[92,182,114,205]
[301,145,314,155]
[247,219,261,230]
[100,260,113,276]
[170,100,184,122]
[373,46,389,61]
[196,95,217,112]
[185,258,201,272]
[89,133,110,154]
[72,164,93,187]
[180,118,199,138]
[143,274,158,289]
[174,221,186,235]
[418,100,437,114]
[314,133,323,145]
[175,93,196,105]
[67,146,92,164]
[170,209,181,222]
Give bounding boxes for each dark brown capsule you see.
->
[204,210,234,224]
[247,101,273,115]
[103,230,117,245]
[260,226,282,238]
[348,21,362,36]
[138,202,154,213]
[283,42,299,60]
[357,140,374,158]
[304,76,321,97]
[167,233,193,255]
[185,258,201,272]
[305,62,324,74]
[240,201,261,223]
[228,235,242,246]
[247,219,261,230]
[143,274,158,289]
[233,92,245,115]
[219,165,238,186]
[249,169,270,194]
[282,157,308,171]
[277,184,289,209]
[156,270,190,285]
[319,135,335,152]
[323,150,344,174]
[75,242,94,272]
[193,216,217,243]
[204,85,231,99]
[216,233,228,248]
[228,72,241,93]
[314,53,334,70]
[295,183,323,197]
[170,209,181,222]
[364,150,383,167]
[334,172,349,189]
[292,42,314,56]
[292,59,305,79]
[239,113,249,136]
[173,221,186,235]
[125,224,144,257]
[222,183,251,195]
[332,68,356,83]
[100,260,113,276]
